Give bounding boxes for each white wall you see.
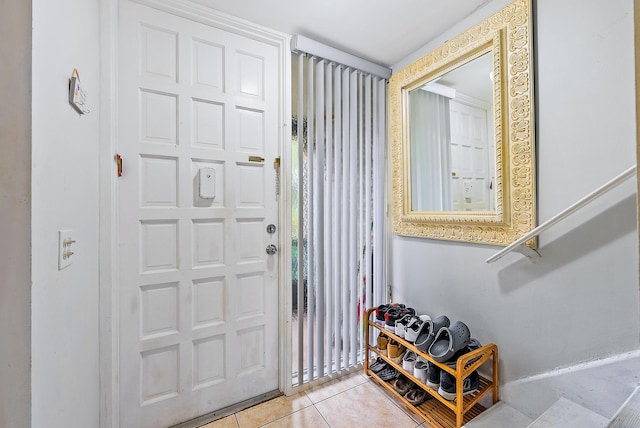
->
[0,1,32,427]
[391,0,639,382]
[31,0,101,425]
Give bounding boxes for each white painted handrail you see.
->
[486,165,637,264]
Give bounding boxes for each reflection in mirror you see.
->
[409,52,494,212]
[390,0,536,247]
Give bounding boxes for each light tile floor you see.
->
[199,372,431,428]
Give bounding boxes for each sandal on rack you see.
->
[369,357,388,373]
[395,314,414,338]
[405,387,429,406]
[405,315,431,343]
[392,375,414,396]
[428,320,471,363]
[415,315,450,352]
[443,338,482,368]
[377,366,398,382]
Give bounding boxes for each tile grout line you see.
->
[230,374,425,428]
[313,402,333,428]
[305,374,372,426]
[313,374,424,427]
[255,406,324,428]
[232,374,374,428]
[304,375,373,405]
[244,389,321,427]
[367,377,426,426]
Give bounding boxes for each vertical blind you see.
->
[292,52,387,386]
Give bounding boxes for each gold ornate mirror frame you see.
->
[390,0,536,247]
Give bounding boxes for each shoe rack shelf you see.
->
[364,307,499,428]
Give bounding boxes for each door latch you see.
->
[266,244,277,255]
[115,154,123,177]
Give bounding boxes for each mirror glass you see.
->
[409,53,494,212]
[390,0,537,247]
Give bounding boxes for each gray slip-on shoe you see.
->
[428,320,471,363]
[415,315,450,352]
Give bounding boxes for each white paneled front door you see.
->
[117,2,280,426]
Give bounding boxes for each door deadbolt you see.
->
[267,224,276,234]
[266,244,277,255]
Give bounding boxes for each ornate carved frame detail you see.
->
[390,0,536,247]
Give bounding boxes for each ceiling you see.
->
[190,0,493,68]
[439,52,493,103]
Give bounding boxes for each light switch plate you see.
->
[58,229,74,270]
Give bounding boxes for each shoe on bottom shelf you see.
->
[377,366,398,382]
[369,357,387,373]
[392,375,414,396]
[438,370,480,401]
[405,387,429,406]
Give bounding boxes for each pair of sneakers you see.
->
[403,314,433,342]
[385,307,415,333]
[369,357,398,382]
[426,339,482,400]
[401,351,428,383]
[435,369,480,401]
[375,303,407,327]
[414,315,450,351]
[376,333,389,355]
[388,339,406,363]
[376,333,406,363]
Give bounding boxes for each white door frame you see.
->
[98,1,292,425]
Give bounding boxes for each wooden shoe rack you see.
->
[364,307,499,428]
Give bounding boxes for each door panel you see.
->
[117,2,279,426]
[450,100,491,211]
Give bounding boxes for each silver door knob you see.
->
[266,244,277,255]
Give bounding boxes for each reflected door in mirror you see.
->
[450,100,495,211]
